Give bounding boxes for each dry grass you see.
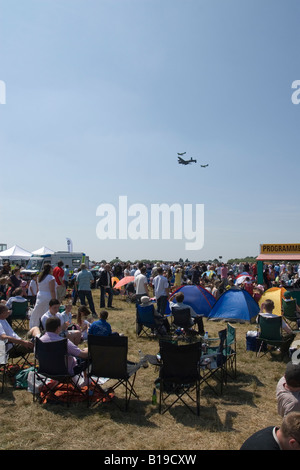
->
[0,289,290,451]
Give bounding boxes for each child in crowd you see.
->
[27,273,38,306]
[76,305,91,342]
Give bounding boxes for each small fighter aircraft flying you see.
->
[177,152,186,156]
[200,164,209,168]
[178,156,197,165]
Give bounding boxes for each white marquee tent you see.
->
[31,246,55,255]
[0,244,32,260]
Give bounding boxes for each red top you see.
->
[53,266,64,285]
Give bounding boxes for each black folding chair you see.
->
[33,337,85,406]
[170,306,199,337]
[87,335,142,410]
[158,339,202,415]
[11,301,29,329]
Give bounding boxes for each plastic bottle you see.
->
[152,387,157,405]
[202,331,209,353]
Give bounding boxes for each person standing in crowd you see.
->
[53,261,66,303]
[76,263,97,318]
[29,264,56,329]
[153,267,169,315]
[134,266,149,304]
[64,265,70,289]
[98,264,114,309]
[27,273,38,306]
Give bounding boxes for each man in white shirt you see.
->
[0,304,34,358]
[169,291,205,335]
[134,266,149,304]
[40,298,67,332]
[153,267,169,315]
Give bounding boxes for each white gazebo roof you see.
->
[0,245,32,259]
[31,246,55,255]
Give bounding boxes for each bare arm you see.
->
[49,279,56,299]
[0,333,33,350]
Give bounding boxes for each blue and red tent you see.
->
[166,284,216,317]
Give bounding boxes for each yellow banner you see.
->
[260,244,300,254]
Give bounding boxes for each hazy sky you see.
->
[1,0,300,262]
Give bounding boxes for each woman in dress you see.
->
[29,264,56,328]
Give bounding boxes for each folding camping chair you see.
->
[136,303,157,337]
[200,329,227,396]
[282,299,300,330]
[224,323,237,382]
[87,334,142,410]
[10,301,29,330]
[158,339,201,415]
[256,315,295,358]
[33,337,85,406]
[170,307,198,337]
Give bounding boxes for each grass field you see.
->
[0,289,291,451]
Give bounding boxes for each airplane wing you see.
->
[178,156,185,163]
[177,152,186,156]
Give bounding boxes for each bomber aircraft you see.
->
[178,156,197,165]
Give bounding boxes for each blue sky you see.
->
[1,0,300,262]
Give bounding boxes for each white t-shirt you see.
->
[41,311,65,330]
[134,273,148,295]
[28,280,38,296]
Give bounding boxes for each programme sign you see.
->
[260,244,300,254]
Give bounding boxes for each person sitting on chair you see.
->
[138,296,170,336]
[276,361,300,417]
[258,299,293,333]
[283,292,300,327]
[5,287,27,311]
[5,287,28,325]
[257,299,295,355]
[40,299,82,345]
[0,304,36,359]
[40,299,68,332]
[169,292,205,335]
[39,316,88,376]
